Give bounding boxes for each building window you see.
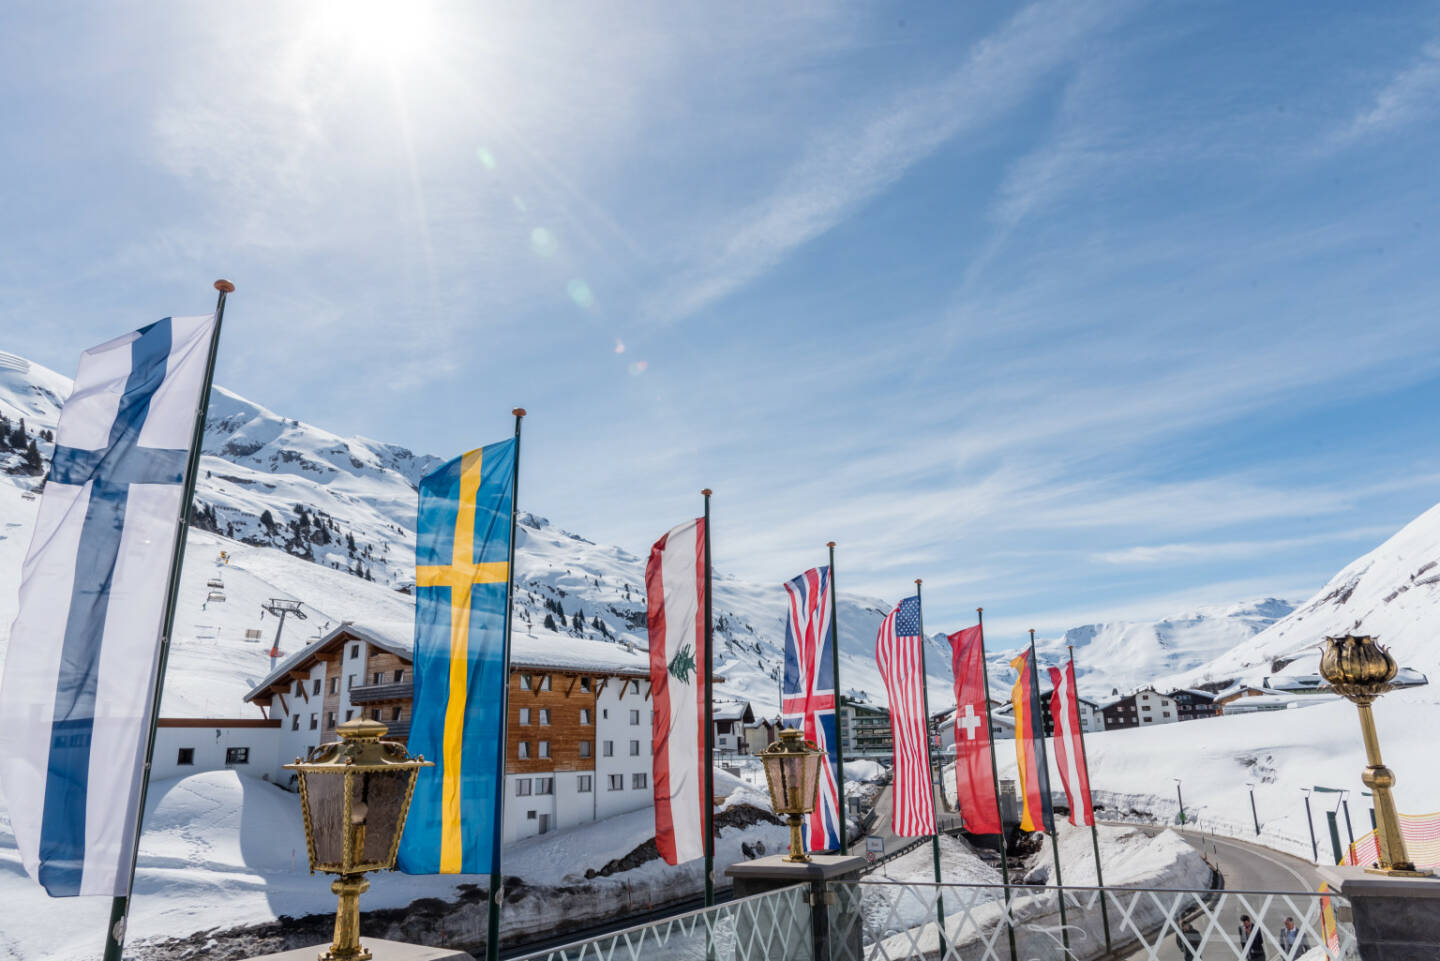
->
[717,720,732,734]
[630,680,640,694]
[347,674,355,690]
[632,773,647,790]
[520,674,532,690]
[579,708,592,725]
[394,669,404,683]
[629,709,640,725]
[515,779,532,796]
[602,741,613,757]
[629,740,640,757]
[539,708,551,725]
[225,747,249,765]
[327,712,337,729]
[371,671,383,685]
[518,741,531,759]
[538,741,550,758]
[519,707,532,725]
[328,677,339,695]
[370,709,380,721]
[608,774,624,791]
[345,709,353,721]
[602,708,609,720]
[579,740,592,758]
[310,713,319,730]
[313,679,321,695]
[350,644,359,659]
[580,676,592,692]
[176,747,195,766]
[391,706,402,721]
[291,715,300,731]
[539,675,551,691]
[535,777,554,795]
[577,775,593,793]
[293,680,302,696]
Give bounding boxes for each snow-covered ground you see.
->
[0,769,788,961]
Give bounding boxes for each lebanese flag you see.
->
[1048,660,1095,827]
[948,625,1002,834]
[646,518,708,865]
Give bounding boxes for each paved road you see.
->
[1113,824,1327,960]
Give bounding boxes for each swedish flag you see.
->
[399,437,516,875]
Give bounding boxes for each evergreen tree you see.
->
[571,610,584,631]
[23,438,42,475]
[259,509,277,535]
[544,613,558,632]
[8,420,26,449]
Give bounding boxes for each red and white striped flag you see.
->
[876,596,936,838]
[1047,659,1094,827]
[646,518,708,865]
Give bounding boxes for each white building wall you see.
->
[1135,690,1178,726]
[271,660,330,781]
[594,677,653,820]
[152,724,281,783]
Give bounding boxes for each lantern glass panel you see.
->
[353,769,411,865]
[800,750,821,810]
[306,771,347,867]
[781,755,807,811]
[764,755,787,811]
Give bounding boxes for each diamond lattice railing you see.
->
[829,880,1356,961]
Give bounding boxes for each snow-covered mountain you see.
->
[1175,502,1440,689]
[1025,598,1297,700]
[0,350,954,716]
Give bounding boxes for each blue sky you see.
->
[4,1,1440,641]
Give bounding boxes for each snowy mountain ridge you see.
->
[1172,501,1440,689]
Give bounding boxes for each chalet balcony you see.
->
[349,680,413,704]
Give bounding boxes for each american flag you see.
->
[876,596,937,838]
[782,566,840,851]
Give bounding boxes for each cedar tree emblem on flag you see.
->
[668,644,696,683]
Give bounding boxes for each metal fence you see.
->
[509,883,813,961]
[828,881,1356,961]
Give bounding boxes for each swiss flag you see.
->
[948,625,1002,834]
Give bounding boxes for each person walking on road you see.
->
[1238,914,1266,960]
[1278,916,1304,956]
[1174,920,1203,959]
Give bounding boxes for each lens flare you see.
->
[530,227,558,257]
[477,148,497,170]
[567,279,595,308]
[628,361,648,376]
[614,339,626,354]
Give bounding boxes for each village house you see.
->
[1100,687,1179,729]
[838,696,893,756]
[712,698,756,755]
[241,622,660,843]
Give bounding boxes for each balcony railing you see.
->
[510,882,811,961]
[829,881,1354,961]
[349,680,413,704]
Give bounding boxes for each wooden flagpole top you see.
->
[512,407,526,417]
[701,488,712,497]
[915,578,922,586]
[977,607,983,614]
[214,279,235,293]
[826,540,836,548]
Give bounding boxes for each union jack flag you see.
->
[782,566,842,851]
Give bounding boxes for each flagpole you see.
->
[977,609,1018,961]
[828,540,847,853]
[1030,629,1069,954]
[1069,644,1112,952]
[701,489,716,908]
[913,579,947,957]
[484,408,525,961]
[103,280,232,961]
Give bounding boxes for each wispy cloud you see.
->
[646,0,1139,322]
[1092,527,1399,566]
[1332,38,1440,146]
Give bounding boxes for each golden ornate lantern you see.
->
[760,728,824,862]
[285,719,433,960]
[1318,635,1429,877]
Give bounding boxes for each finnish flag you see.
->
[0,315,216,897]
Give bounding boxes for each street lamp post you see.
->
[1302,788,1319,862]
[1319,634,1430,876]
[285,720,432,960]
[1246,782,1261,836]
[1173,778,1186,826]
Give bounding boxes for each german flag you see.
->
[1010,649,1056,833]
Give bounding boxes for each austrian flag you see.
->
[646,518,709,865]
